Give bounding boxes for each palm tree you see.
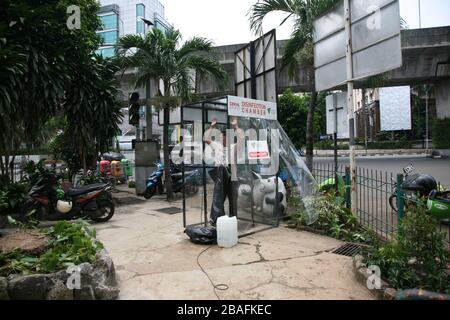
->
[117,28,227,201]
[249,0,338,170]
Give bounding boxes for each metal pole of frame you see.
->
[425,85,429,151]
[344,0,357,216]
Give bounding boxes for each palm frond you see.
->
[249,0,297,35]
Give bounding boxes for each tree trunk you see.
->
[163,107,174,201]
[306,91,318,171]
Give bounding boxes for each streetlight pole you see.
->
[418,0,422,28]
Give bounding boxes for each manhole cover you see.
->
[330,243,365,257]
[156,207,182,215]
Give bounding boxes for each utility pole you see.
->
[344,0,357,216]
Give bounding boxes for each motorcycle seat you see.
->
[66,184,107,197]
[171,171,197,180]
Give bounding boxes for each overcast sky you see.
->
[160,0,450,46]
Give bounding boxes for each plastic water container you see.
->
[216,216,238,248]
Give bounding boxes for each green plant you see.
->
[0,220,104,276]
[128,180,136,189]
[433,118,450,149]
[289,195,380,245]
[117,28,227,201]
[0,182,29,216]
[364,207,450,293]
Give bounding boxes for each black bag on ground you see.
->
[184,225,217,245]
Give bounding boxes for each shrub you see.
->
[433,118,450,149]
[364,207,450,293]
[0,220,104,276]
[289,195,380,245]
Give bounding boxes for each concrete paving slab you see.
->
[95,198,375,300]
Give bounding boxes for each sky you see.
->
[159,0,450,46]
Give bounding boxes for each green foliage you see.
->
[0,0,115,182]
[117,27,227,200]
[364,207,450,293]
[279,89,328,148]
[432,118,450,149]
[289,195,380,245]
[0,182,29,216]
[0,220,104,276]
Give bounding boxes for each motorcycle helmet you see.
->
[427,191,450,220]
[57,200,72,214]
[401,174,437,197]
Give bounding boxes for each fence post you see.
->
[396,174,405,225]
[345,166,351,210]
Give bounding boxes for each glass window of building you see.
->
[96,47,115,58]
[136,3,145,17]
[100,14,118,30]
[136,3,145,34]
[99,31,118,45]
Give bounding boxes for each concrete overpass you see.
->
[196,27,450,119]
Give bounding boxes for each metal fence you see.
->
[313,163,450,249]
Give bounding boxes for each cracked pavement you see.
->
[95,192,374,300]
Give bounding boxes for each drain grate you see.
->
[155,207,182,215]
[330,243,365,257]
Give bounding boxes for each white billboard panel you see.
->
[326,93,349,139]
[379,86,411,131]
[313,0,402,92]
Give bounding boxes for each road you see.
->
[314,155,450,188]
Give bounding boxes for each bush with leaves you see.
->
[289,195,380,245]
[364,207,450,294]
[0,182,29,217]
[0,220,104,276]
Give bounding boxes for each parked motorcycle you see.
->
[144,161,201,199]
[19,172,115,223]
[389,164,450,221]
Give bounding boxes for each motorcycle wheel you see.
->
[144,187,157,200]
[184,184,199,197]
[389,195,398,213]
[90,199,115,223]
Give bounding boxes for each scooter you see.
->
[19,172,115,223]
[389,164,450,221]
[144,161,201,199]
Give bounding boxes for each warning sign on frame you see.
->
[247,140,270,160]
[228,96,277,121]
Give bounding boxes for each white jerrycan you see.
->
[216,216,238,248]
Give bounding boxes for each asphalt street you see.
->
[315,155,450,188]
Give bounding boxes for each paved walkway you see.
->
[95,193,374,300]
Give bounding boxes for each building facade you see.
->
[96,0,170,58]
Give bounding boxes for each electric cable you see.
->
[196,246,229,300]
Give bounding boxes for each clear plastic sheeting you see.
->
[179,96,318,237]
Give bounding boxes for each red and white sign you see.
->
[228,96,277,121]
[247,140,270,160]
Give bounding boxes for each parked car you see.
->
[102,152,126,162]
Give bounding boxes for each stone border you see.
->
[353,255,397,300]
[0,249,119,300]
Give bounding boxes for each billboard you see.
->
[379,86,411,131]
[235,29,277,103]
[313,0,402,91]
[326,92,349,139]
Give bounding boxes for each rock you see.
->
[46,281,73,300]
[8,274,50,300]
[0,277,9,300]
[93,250,117,287]
[384,288,397,300]
[74,285,95,300]
[94,285,120,300]
[0,231,49,255]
